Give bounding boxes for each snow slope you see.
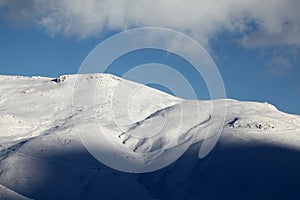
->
[0,73,300,199]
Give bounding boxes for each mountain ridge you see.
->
[0,73,300,199]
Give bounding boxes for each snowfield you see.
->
[0,73,300,199]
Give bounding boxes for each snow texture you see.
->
[0,73,300,199]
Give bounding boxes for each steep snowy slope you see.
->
[0,74,300,199]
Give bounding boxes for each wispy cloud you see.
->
[261,46,300,78]
[267,57,292,78]
[242,24,300,47]
[1,0,300,47]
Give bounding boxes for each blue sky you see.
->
[0,1,299,114]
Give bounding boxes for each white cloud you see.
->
[1,0,300,46]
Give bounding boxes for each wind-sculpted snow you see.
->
[0,74,300,199]
[118,101,212,153]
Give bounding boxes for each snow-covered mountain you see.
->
[0,73,300,200]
